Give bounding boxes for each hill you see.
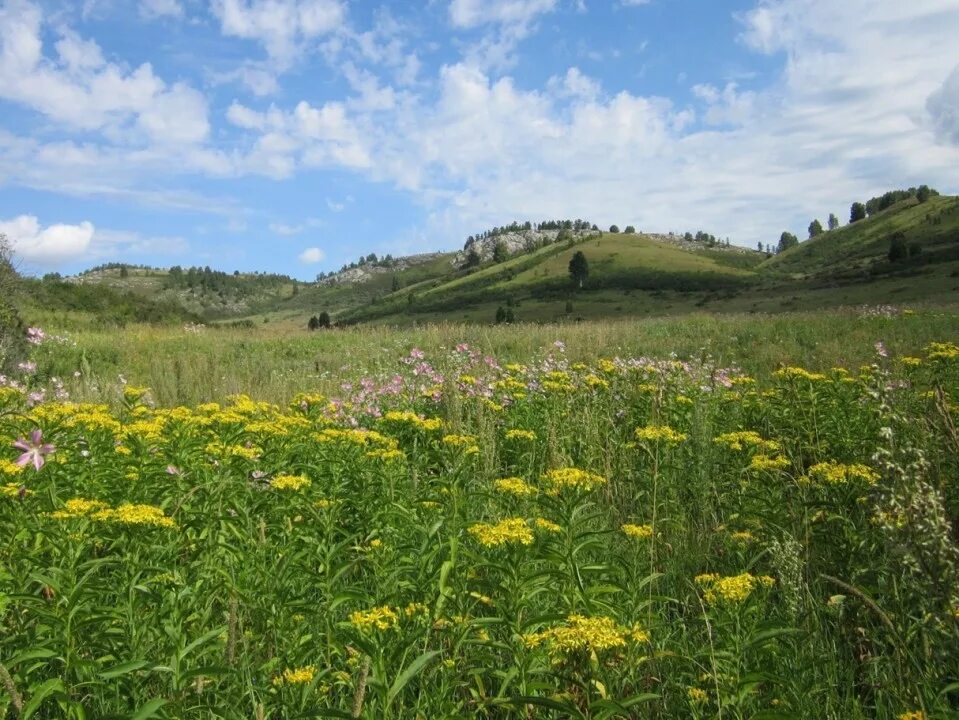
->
[24,189,959,329]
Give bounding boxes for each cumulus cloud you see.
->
[298,247,325,263]
[927,65,959,145]
[448,0,556,28]
[0,0,209,146]
[139,0,184,20]
[0,215,95,264]
[213,0,345,63]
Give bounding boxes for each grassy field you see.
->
[1,309,958,718]
[18,305,959,407]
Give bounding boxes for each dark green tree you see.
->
[624,225,636,234]
[828,213,839,230]
[318,311,331,328]
[307,315,319,331]
[569,251,589,289]
[777,231,799,253]
[492,241,509,263]
[608,225,620,233]
[916,185,932,203]
[808,219,824,238]
[465,249,481,268]
[887,233,908,263]
[505,308,515,324]
[850,202,866,223]
[391,275,401,292]
[495,306,507,324]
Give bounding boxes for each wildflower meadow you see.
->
[1,324,958,718]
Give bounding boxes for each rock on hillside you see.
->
[456,229,597,264]
[318,252,448,286]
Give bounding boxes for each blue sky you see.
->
[1,0,957,279]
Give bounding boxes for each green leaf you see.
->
[21,678,66,720]
[387,650,441,703]
[128,697,168,720]
[99,660,150,679]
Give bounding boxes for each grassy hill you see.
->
[28,191,959,330]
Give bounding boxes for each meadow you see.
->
[1,308,958,718]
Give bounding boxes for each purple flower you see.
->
[13,429,55,471]
[166,465,183,476]
[17,361,36,374]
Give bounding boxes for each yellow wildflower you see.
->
[349,605,399,632]
[468,518,534,547]
[897,713,926,720]
[523,615,643,656]
[541,467,606,494]
[505,429,536,441]
[688,687,708,704]
[93,503,176,528]
[634,425,687,444]
[802,461,878,486]
[272,665,315,686]
[493,477,537,497]
[272,474,311,491]
[696,572,775,605]
[622,523,654,540]
[749,454,790,472]
[535,517,562,533]
[713,431,780,453]
[1,482,28,498]
[775,367,827,382]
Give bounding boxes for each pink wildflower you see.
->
[13,429,55,470]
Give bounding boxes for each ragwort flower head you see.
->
[349,605,399,632]
[622,523,654,540]
[272,474,311,491]
[522,615,647,657]
[468,518,534,547]
[493,477,537,497]
[634,425,687,444]
[541,467,606,494]
[273,665,316,686]
[696,572,775,605]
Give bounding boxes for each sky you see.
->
[0,0,957,280]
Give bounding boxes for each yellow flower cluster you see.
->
[442,434,480,454]
[695,572,774,605]
[898,356,922,367]
[493,477,537,497]
[1,482,27,498]
[272,474,311,491]
[774,367,827,382]
[584,374,610,389]
[622,523,654,539]
[96,503,176,528]
[522,615,647,656]
[897,713,926,720]
[380,410,443,432]
[713,431,780,453]
[687,687,708,704]
[534,517,562,533]
[349,605,399,631]
[272,665,316,686]
[802,461,879,486]
[316,428,397,449]
[365,448,406,462]
[926,341,959,361]
[634,425,688,444]
[49,497,111,518]
[49,498,175,528]
[730,531,755,543]
[468,518,534,547]
[505,428,536,441]
[0,459,24,476]
[541,467,607,494]
[749,454,790,472]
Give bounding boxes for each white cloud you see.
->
[139,0,184,20]
[270,218,322,235]
[0,0,209,146]
[212,0,345,64]
[226,99,371,178]
[0,215,94,264]
[298,247,325,263]
[927,65,959,145]
[448,0,556,28]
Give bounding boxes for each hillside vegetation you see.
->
[23,189,959,330]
